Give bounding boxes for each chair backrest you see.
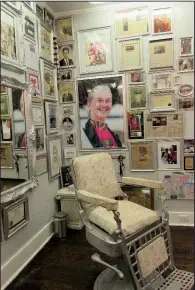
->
[72,153,121,199]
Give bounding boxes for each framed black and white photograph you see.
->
[32,105,44,126]
[59,69,73,80]
[60,165,73,188]
[58,42,75,68]
[157,139,181,170]
[35,127,45,153]
[129,85,147,110]
[36,152,48,176]
[62,116,74,131]
[47,135,62,181]
[62,105,73,116]
[3,196,29,239]
[177,57,194,73]
[64,133,76,146]
[78,26,113,74]
[23,4,36,41]
[45,102,59,134]
[0,119,12,141]
[179,37,193,57]
[59,81,75,103]
[36,4,44,21]
[0,142,13,168]
[77,74,127,150]
[44,8,54,29]
[40,60,58,101]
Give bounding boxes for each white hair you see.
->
[87,85,112,102]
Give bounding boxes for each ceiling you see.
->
[47,1,126,14]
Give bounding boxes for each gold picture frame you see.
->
[0,142,13,168]
[56,16,74,42]
[59,81,75,103]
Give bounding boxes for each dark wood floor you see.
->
[6,226,194,290]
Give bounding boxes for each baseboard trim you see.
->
[1,221,54,290]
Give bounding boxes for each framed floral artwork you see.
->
[78,26,113,74]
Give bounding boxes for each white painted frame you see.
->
[22,3,37,43]
[40,59,58,102]
[24,38,39,71]
[59,81,76,104]
[179,37,194,57]
[77,26,114,75]
[178,84,193,97]
[38,21,54,64]
[149,90,175,113]
[26,69,42,102]
[151,73,172,91]
[55,16,74,42]
[32,104,44,126]
[47,135,62,182]
[58,41,76,69]
[35,152,48,176]
[151,7,173,36]
[44,102,60,135]
[157,139,182,170]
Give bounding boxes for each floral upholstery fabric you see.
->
[73,153,121,199]
[137,237,168,278]
[88,200,159,237]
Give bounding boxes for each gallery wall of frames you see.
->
[0,2,194,241]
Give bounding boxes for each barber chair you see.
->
[71,153,194,290]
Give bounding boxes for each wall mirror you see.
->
[0,75,37,203]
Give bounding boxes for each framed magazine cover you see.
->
[78,26,113,75]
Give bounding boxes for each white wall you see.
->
[55,1,194,225]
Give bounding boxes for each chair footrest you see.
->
[158,269,194,290]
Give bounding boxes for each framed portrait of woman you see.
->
[47,135,62,181]
[40,60,58,101]
[58,42,75,69]
[77,74,127,150]
[78,26,113,74]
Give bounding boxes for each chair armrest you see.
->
[122,177,163,189]
[77,190,118,211]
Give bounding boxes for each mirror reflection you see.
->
[0,85,29,193]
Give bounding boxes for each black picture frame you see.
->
[60,165,73,188]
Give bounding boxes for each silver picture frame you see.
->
[44,102,59,135]
[32,104,44,126]
[47,135,62,182]
[151,6,173,36]
[3,196,29,239]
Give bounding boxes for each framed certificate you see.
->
[184,156,194,171]
[129,141,155,171]
[78,26,113,74]
[118,37,142,71]
[149,37,174,71]
[115,7,149,38]
[150,90,175,112]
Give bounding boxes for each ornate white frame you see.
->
[1,2,26,73]
[177,57,194,73]
[149,90,175,112]
[151,73,172,91]
[22,3,37,43]
[1,75,38,203]
[40,59,58,102]
[77,26,114,75]
[59,80,76,104]
[26,69,42,102]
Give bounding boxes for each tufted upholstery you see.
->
[73,153,121,199]
[88,200,159,237]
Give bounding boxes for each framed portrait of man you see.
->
[58,42,75,68]
[77,26,113,74]
[56,16,74,42]
[77,74,127,150]
[38,23,53,63]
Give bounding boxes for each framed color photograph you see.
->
[0,94,10,117]
[36,4,44,21]
[150,90,175,112]
[39,23,53,63]
[56,17,74,42]
[129,71,145,85]
[45,102,59,134]
[180,37,193,57]
[178,85,193,97]
[35,127,45,153]
[145,113,183,138]
[129,85,146,110]
[44,8,54,29]
[115,7,149,38]
[59,81,75,103]
[24,39,39,71]
[64,133,76,146]
[184,156,194,171]
[184,139,194,154]
[32,105,44,126]
[149,38,174,71]
[58,42,75,68]
[152,73,172,90]
[77,75,127,150]
[127,111,144,139]
[157,140,181,170]
[62,105,73,116]
[3,196,29,239]
[0,143,13,168]
[23,4,36,42]
[59,69,73,80]
[177,57,194,73]
[36,153,48,176]
[62,116,74,131]
[78,26,113,74]
[47,135,62,181]
[40,60,58,101]
[118,38,142,71]
[129,141,155,171]
[152,7,172,35]
[0,119,12,141]
[178,98,194,111]
[27,71,41,102]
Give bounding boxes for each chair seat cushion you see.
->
[88,200,159,237]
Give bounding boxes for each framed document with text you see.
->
[78,26,113,74]
[129,141,155,171]
[115,7,149,38]
[149,37,174,71]
[118,38,142,71]
[150,90,175,112]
